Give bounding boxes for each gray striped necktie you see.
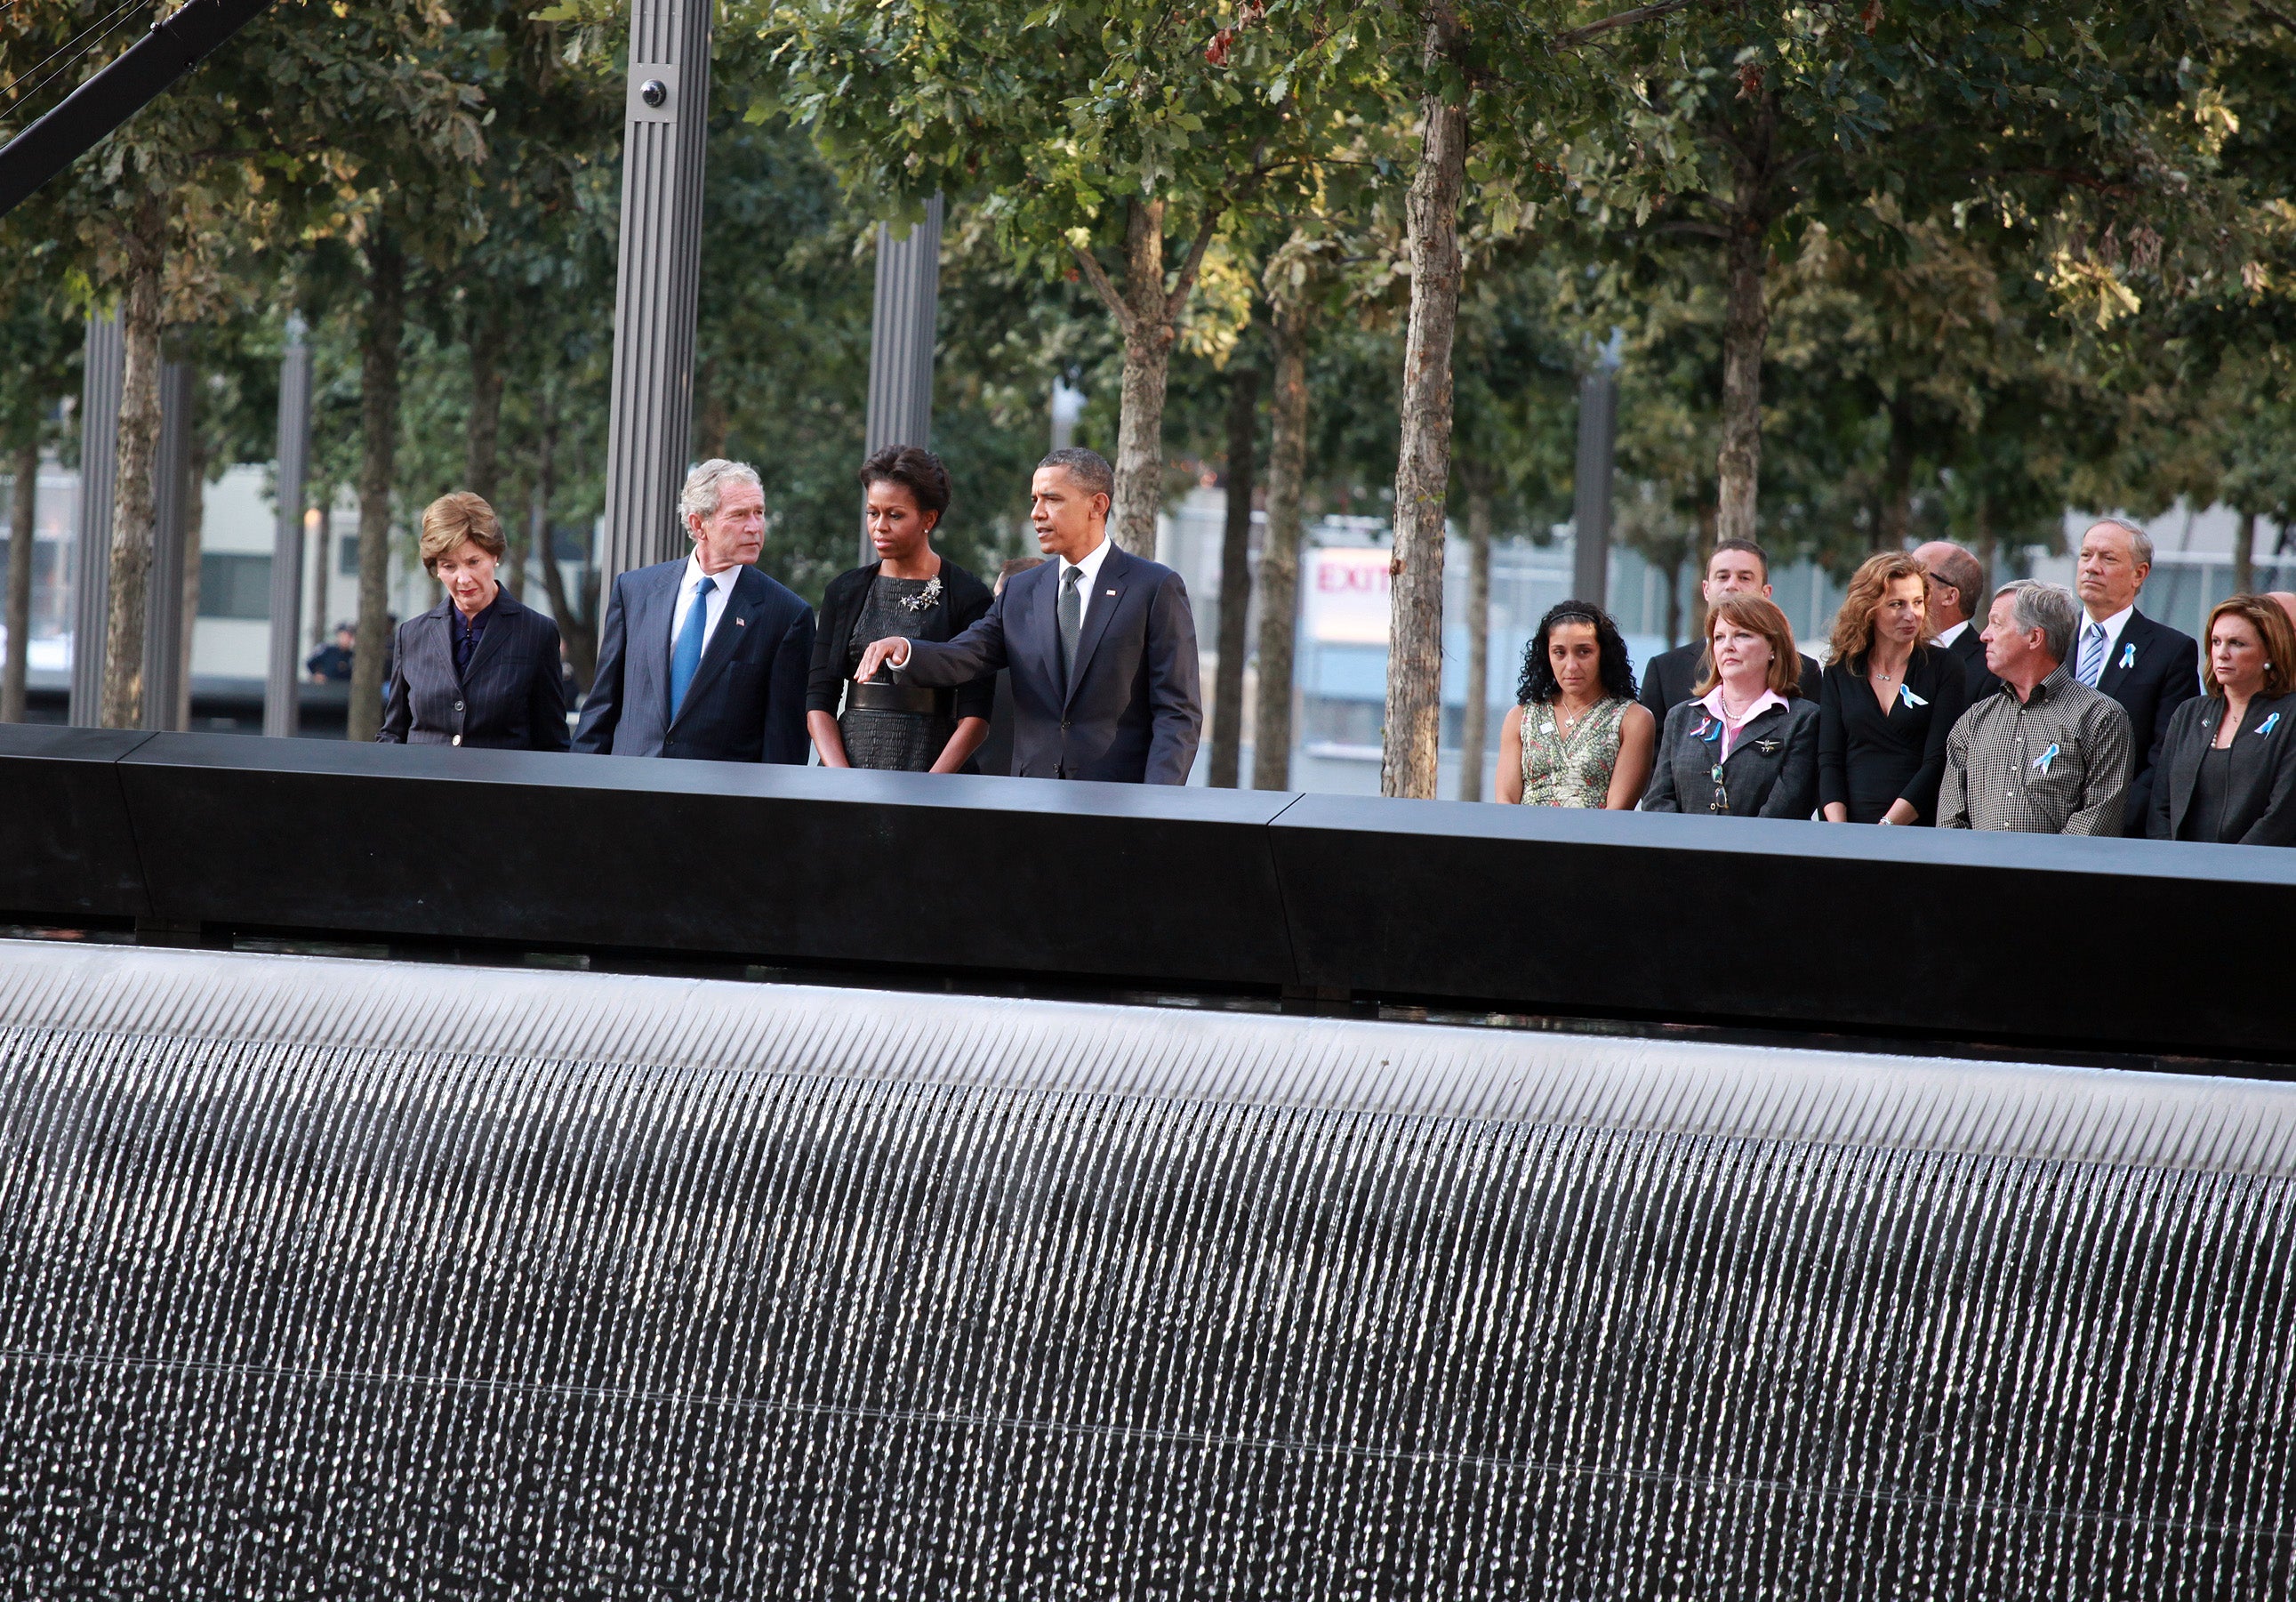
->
[2075,620,2107,686]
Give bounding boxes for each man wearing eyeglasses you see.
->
[1912,540,2000,700]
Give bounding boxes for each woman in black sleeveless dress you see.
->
[806,446,994,772]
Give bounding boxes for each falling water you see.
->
[0,941,2289,1598]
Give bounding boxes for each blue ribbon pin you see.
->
[2033,741,2060,774]
[2120,642,2136,670]
[1899,683,1928,710]
[2261,712,2282,737]
[1696,716,1720,743]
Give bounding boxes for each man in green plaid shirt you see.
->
[1939,581,2133,835]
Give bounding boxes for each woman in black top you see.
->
[807,446,995,772]
[1818,551,1970,825]
[378,492,568,750]
[2150,594,2296,845]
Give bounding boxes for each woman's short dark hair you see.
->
[857,444,951,519]
[1517,600,1638,705]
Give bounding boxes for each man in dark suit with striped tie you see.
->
[573,460,815,763]
[855,448,1202,784]
[2068,518,2198,834]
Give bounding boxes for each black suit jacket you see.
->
[573,560,815,763]
[898,542,1202,784]
[2147,691,2296,845]
[1639,640,1824,724]
[1641,696,1820,818]
[2091,608,2201,834]
[1942,623,2001,700]
[378,588,567,751]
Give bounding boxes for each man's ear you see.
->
[1093,494,1112,520]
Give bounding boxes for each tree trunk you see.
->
[100,191,167,729]
[466,303,506,507]
[176,422,208,730]
[692,358,729,463]
[1250,298,1310,793]
[1109,197,1171,557]
[2234,509,2256,599]
[1714,101,1776,550]
[533,407,595,692]
[1208,365,1258,788]
[1877,393,1913,550]
[2,434,36,721]
[1457,479,1492,801]
[307,491,329,648]
[349,229,405,743]
[1690,495,1719,647]
[1383,4,1468,800]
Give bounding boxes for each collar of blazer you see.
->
[2177,694,2281,833]
[2095,608,2157,693]
[422,585,525,683]
[667,564,763,728]
[1706,698,1792,762]
[1060,542,1135,708]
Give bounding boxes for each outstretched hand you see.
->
[854,637,910,683]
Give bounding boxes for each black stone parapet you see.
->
[4,724,2292,1063]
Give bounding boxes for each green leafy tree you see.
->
[750,0,1391,554]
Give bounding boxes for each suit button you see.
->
[454,700,465,712]
[1061,719,1071,731]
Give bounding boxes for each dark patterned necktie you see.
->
[1058,565,1083,688]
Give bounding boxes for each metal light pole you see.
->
[1570,366,1619,608]
[860,197,943,564]
[264,318,312,737]
[141,360,194,732]
[598,0,712,592]
[68,311,124,727]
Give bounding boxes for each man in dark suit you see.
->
[856,448,1201,784]
[1912,539,2001,699]
[573,460,815,763]
[1637,538,1824,720]
[2070,517,2198,833]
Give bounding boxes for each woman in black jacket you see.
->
[807,446,995,772]
[2149,594,2296,846]
[378,493,567,750]
[1642,595,1818,817]
[1818,551,1970,825]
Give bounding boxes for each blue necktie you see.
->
[670,576,715,720]
[2075,620,2107,687]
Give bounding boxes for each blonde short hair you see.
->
[419,492,505,573]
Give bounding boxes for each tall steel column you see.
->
[1570,366,1618,608]
[264,318,312,737]
[597,0,712,592]
[141,359,194,732]
[860,197,943,564]
[68,310,124,726]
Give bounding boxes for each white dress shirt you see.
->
[1056,535,1115,632]
[2076,603,2136,679]
[670,555,741,657]
[1935,619,1971,650]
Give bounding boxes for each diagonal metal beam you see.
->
[0,0,274,220]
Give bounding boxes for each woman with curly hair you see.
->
[1817,551,1971,825]
[1642,594,1819,817]
[1497,600,1655,807]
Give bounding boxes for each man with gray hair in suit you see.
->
[1939,580,2132,834]
[574,459,815,763]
